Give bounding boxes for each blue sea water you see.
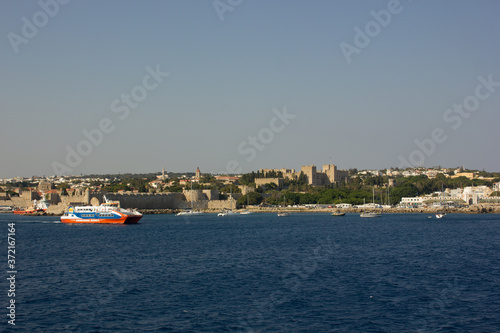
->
[1,213,499,332]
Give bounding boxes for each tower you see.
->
[195,167,201,179]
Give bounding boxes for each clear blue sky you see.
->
[1,0,499,178]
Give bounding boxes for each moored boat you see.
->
[0,206,13,213]
[61,197,142,224]
[13,198,50,215]
[332,210,345,216]
[360,211,382,218]
[218,209,238,216]
[435,211,446,219]
[176,210,204,216]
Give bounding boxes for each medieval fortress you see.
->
[0,164,348,213]
[260,164,349,186]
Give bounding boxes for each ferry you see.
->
[61,197,142,224]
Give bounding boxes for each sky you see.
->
[1,0,499,178]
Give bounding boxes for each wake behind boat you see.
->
[61,197,142,224]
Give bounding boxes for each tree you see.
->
[390,183,419,205]
[220,185,241,194]
[236,192,263,206]
[57,182,70,195]
[297,171,307,186]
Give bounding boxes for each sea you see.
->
[1,212,499,332]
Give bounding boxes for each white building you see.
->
[463,186,492,205]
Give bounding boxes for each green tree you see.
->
[236,192,263,206]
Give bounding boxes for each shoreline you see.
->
[10,205,500,216]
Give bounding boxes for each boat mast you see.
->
[191,181,193,210]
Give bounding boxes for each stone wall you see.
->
[105,192,186,209]
[255,178,283,190]
[0,188,244,213]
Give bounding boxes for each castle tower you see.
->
[195,167,201,179]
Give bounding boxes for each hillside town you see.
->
[1,164,499,214]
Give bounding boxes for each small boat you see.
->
[435,211,446,219]
[360,211,381,218]
[13,197,50,215]
[61,197,142,224]
[218,209,238,216]
[0,206,13,213]
[435,184,446,219]
[277,195,290,216]
[177,181,204,216]
[218,185,238,216]
[332,210,345,216]
[360,188,382,218]
[176,210,204,216]
[239,210,252,215]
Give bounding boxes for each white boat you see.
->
[360,211,381,218]
[435,185,446,219]
[218,209,238,216]
[360,188,382,218]
[218,185,238,216]
[176,210,204,216]
[239,194,253,214]
[0,206,13,213]
[277,195,290,216]
[177,181,204,216]
[435,212,446,219]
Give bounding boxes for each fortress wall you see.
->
[105,192,186,209]
[0,197,32,209]
[208,199,237,210]
[182,190,208,202]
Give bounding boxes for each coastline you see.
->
[13,205,500,216]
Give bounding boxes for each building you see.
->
[451,172,475,179]
[260,164,348,186]
[300,164,348,186]
[38,181,52,192]
[254,178,284,190]
[215,176,240,184]
[463,186,492,205]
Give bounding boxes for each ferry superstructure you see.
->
[61,198,142,224]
